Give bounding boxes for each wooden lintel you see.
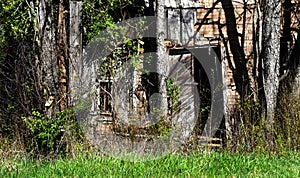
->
[169,48,191,55]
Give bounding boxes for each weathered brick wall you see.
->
[163,0,259,112]
[196,0,257,111]
[195,0,299,113]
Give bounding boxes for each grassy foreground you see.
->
[1,151,300,177]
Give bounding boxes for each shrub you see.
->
[22,109,83,157]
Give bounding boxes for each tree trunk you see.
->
[69,1,83,106]
[36,0,57,118]
[290,31,300,95]
[156,0,168,117]
[281,0,292,75]
[36,0,70,116]
[220,0,250,99]
[261,0,282,147]
[57,0,68,111]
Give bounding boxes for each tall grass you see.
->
[226,87,300,153]
[1,151,300,177]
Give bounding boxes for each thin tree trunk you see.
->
[290,31,300,95]
[283,0,291,40]
[69,1,82,106]
[220,0,250,99]
[57,0,68,110]
[156,0,168,117]
[261,0,282,147]
[281,0,292,75]
[36,0,57,118]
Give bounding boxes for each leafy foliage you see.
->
[22,110,83,156]
[166,78,180,114]
[83,0,144,42]
[0,0,34,43]
[0,0,36,118]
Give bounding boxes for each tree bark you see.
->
[57,0,68,111]
[36,0,70,116]
[261,0,282,146]
[289,31,300,95]
[36,0,57,118]
[220,0,250,99]
[156,0,168,117]
[69,1,83,106]
[280,0,292,75]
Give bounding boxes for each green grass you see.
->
[1,151,300,177]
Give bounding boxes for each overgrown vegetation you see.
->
[21,110,83,157]
[0,109,84,159]
[0,0,299,165]
[226,88,300,153]
[0,0,145,158]
[1,152,300,177]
